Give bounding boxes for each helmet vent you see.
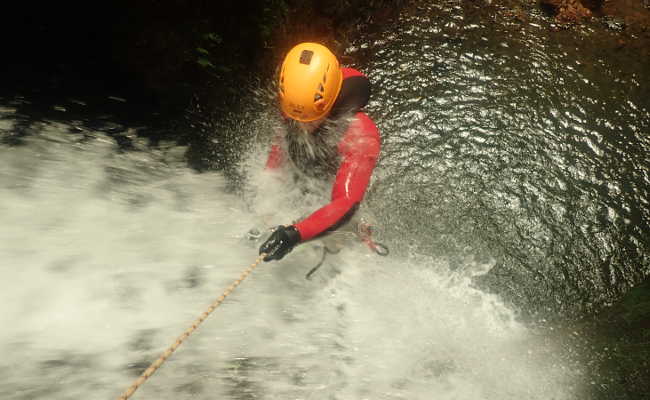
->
[299,50,314,65]
[318,83,324,92]
[322,73,327,84]
[314,93,323,102]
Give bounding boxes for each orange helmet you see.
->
[278,42,343,122]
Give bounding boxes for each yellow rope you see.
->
[116,254,266,400]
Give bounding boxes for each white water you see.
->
[0,113,583,399]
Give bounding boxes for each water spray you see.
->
[116,254,267,400]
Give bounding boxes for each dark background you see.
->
[1,1,405,115]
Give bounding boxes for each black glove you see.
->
[259,225,301,262]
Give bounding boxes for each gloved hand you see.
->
[259,225,301,262]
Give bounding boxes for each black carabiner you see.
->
[372,242,389,256]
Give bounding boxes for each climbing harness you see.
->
[116,254,266,400]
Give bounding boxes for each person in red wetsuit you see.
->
[259,42,381,262]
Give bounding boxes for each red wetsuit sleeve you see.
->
[294,112,380,241]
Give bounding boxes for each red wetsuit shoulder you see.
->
[342,67,366,79]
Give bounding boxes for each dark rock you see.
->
[539,0,593,23]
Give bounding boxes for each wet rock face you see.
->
[539,0,650,28]
[601,0,650,28]
[587,277,650,398]
[540,0,593,23]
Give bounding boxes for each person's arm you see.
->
[294,112,380,241]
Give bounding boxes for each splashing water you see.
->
[0,108,584,399]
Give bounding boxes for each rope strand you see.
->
[116,254,266,400]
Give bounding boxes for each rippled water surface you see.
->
[357,0,650,319]
[1,1,649,399]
